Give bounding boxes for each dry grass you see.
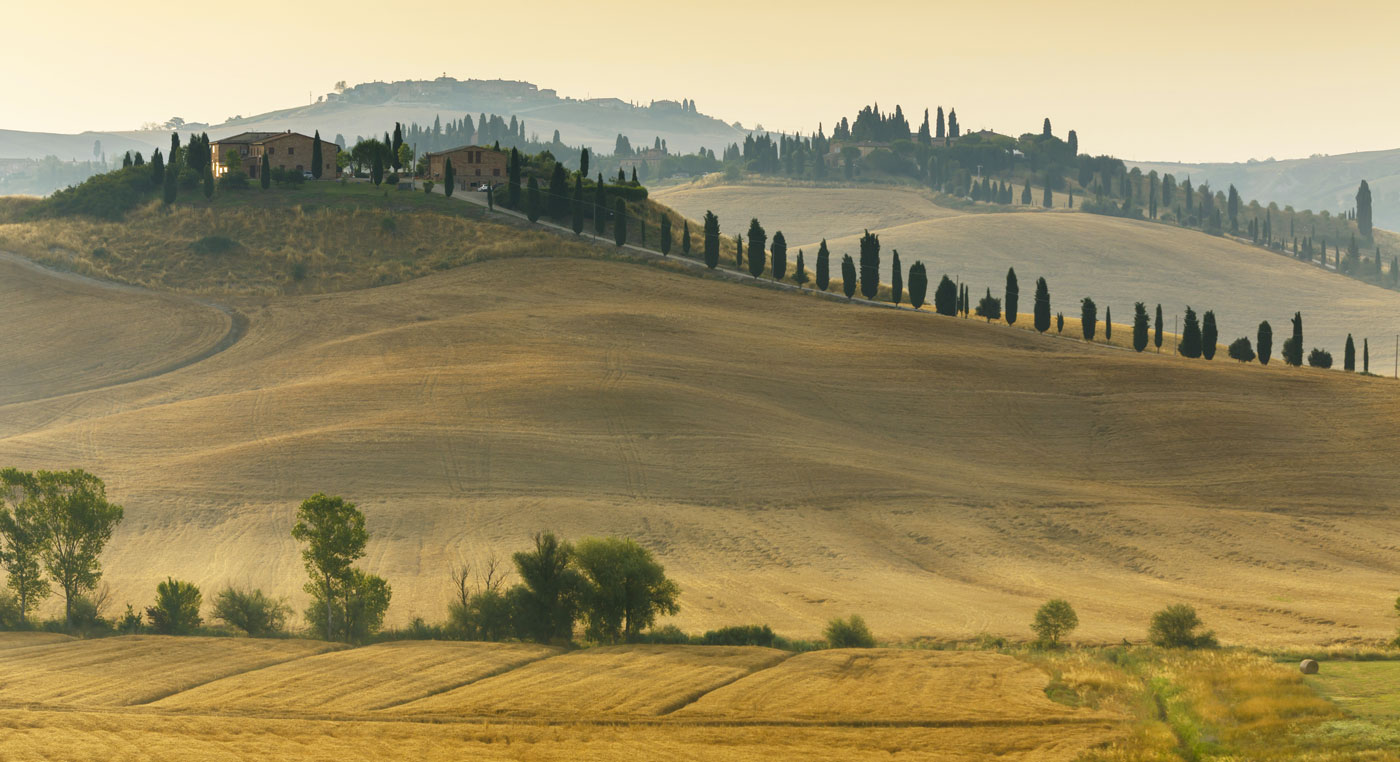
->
[0,632,71,651]
[389,644,789,718]
[0,635,337,708]
[676,649,1098,724]
[151,640,559,714]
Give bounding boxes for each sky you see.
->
[6,0,1398,163]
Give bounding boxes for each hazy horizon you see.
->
[7,0,1400,163]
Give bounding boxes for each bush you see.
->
[1031,599,1079,647]
[447,587,517,642]
[177,167,201,191]
[825,615,875,648]
[1228,337,1256,363]
[0,591,23,630]
[219,172,249,190]
[423,180,435,194]
[701,624,777,647]
[1308,348,1333,368]
[640,624,693,645]
[47,593,113,636]
[147,578,203,635]
[1148,603,1218,648]
[116,604,144,634]
[212,587,290,637]
[386,173,400,185]
[304,569,391,643]
[189,235,240,255]
[269,167,305,188]
[35,165,157,220]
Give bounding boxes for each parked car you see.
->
[477,183,492,192]
[302,171,315,180]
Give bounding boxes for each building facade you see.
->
[211,131,340,179]
[426,145,507,189]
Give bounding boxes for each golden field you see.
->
[2,238,1400,645]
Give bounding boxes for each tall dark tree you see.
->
[908,261,928,308]
[735,233,744,268]
[682,221,691,256]
[260,152,271,189]
[1364,337,1370,373]
[579,148,590,179]
[444,158,455,197]
[858,229,880,300]
[1033,277,1050,333]
[1201,310,1218,359]
[1042,176,1052,208]
[1179,307,1202,358]
[613,198,627,246]
[548,161,569,219]
[202,163,214,200]
[507,148,522,208]
[1042,117,1052,137]
[594,174,607,236]
[1004,268,1019,324]
[1021,179,1032,205]
[794,250,807,286]
[1257,321,1272,366]
[1132,302,1149,352]
[890,250,903,305]
[371,151,384,186]
[975,288,1001,322]
[816,240,830,291]
[163,158,178,204]
[1282,312,1304,367]
[702,210,720,269]
[935,106,945,138]
[1067,129,1078,156]
[1344,334,1356,371]
[150,148,165,186]
[935,275,958,316]
[771,231,788,280]
[170,132,180,166]
[841,254,857,299]
[1104,306,1112,341]
[660,214,672,255]
[312,130,324,179]
[747,218,767,278]
[1357,180,1373,239]
[1154,304,1164,352]
[526,177,541,222]
[1080,297,1097,341]
[571,175,584,234]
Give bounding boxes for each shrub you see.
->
[1031,599,1079,647]
[1228,337,1256,363]
[1308,348,1333,368]
[1148,603,1217,648]
[386,173,400,185]
[212,587,290,637]
[825,615,875,648]
[35,165,156,220]
[48,592,113,636]
[702,624,776,647]
[189,235,240,255]
[0,591,22,630]
[116,604,144,634]
[423,180,435,194]
[147,578,203,635]
[303,569,391,643]
[640,624,693,645]
[177,167,201,191]
[219,172,249,190]
[447,587,517,642]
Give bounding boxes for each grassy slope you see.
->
[3,247,1400,644]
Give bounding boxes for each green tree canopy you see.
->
[1031,599,1078,647]
[1033,278,1050,333]
[1179,307,1203,358]
[1257,321,1273,366]
[1080,297,1097,341]
[1132,302,1149,352]
[0,469,51,623]
[31,470,123,630]
[572,537,680,644]
[907,261,928,309]
[702,211,720,269]
[512,532,582,644]
[147,577,203,635]
[291,493,369,642]
[747,218,767,278]
[858,230,880,299]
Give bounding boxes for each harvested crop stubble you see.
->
[153,640,559,714]
[388,644,789,718]
[0,635,337,708]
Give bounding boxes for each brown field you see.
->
[389,644,789,718]
[675,649,1098,723]
[152,640,559,714]
[0,635,336,708]
[658,183,1400,356]
[3,238,1400,645]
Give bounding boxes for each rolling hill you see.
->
[655,183,1400,358]
[2,228,1400,646]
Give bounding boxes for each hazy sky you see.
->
[7,0,1398,163]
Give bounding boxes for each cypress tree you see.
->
[123,152,132,168]
[571,175,583,234]
[444,158,455,197]
[771,231,787,280]
[594,174,606,236]
[1042,174,1052,208]
[1344,334,1356,371]
[549,161,569,219]
[935,275,957,316]
[579,148,589,179]
[1257,321,1273,366]
[794,250,807,286]
[816,240,829,290]
[747,218,766,278]
[908,261,928,308]
[1080,297,1097,341]
[660,214,671,255]
[975,288,1001,322]
[1357,180,1373,239]
[150,148,165,186]
[1056,312,1064,333]
[613,198,627,246]
[735,233,744,268]
[371,151,384,186]
[682,221,691,256]
[1004,268,1019,324]
[163,157,178,204]
[526,177,541,222]
[1033,277,1050,333]
[1132,302,1148,352]
[260,152,271,189]
[858,230,880,300]
[1282,312,1304,367]
[702,211,720,269]
[891,250,903,305]
[507,148,522,208]
[1021,179,1032,205]
[134,151,144,166]
[1202,311,1218,359]
[841,254,857,299]
[1154,304,1164,352]
[312,130,324,179]
[1104,306,1112,342]
[202,163,214,200]
[1364,338,1370,373]
[956,283,964,316]
[1179,307,1202,358]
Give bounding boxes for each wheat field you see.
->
[3,245,1400,645]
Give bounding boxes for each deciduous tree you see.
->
[513,532,582,644]
[291,494,369,642]
[32,470,123,631]
[573,537,679,644]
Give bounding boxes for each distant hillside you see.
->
[1130,148,1400,230]
[0,77,745,169]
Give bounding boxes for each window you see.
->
[493,168,500,176]
[268,147,275,155]
[288,147,294,155]
[475,169,481,176]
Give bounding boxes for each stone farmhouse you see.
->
[211,131,340,179]
[425,145,508,190]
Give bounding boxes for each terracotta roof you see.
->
[212,132,284,144]
[424,144,505,157]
